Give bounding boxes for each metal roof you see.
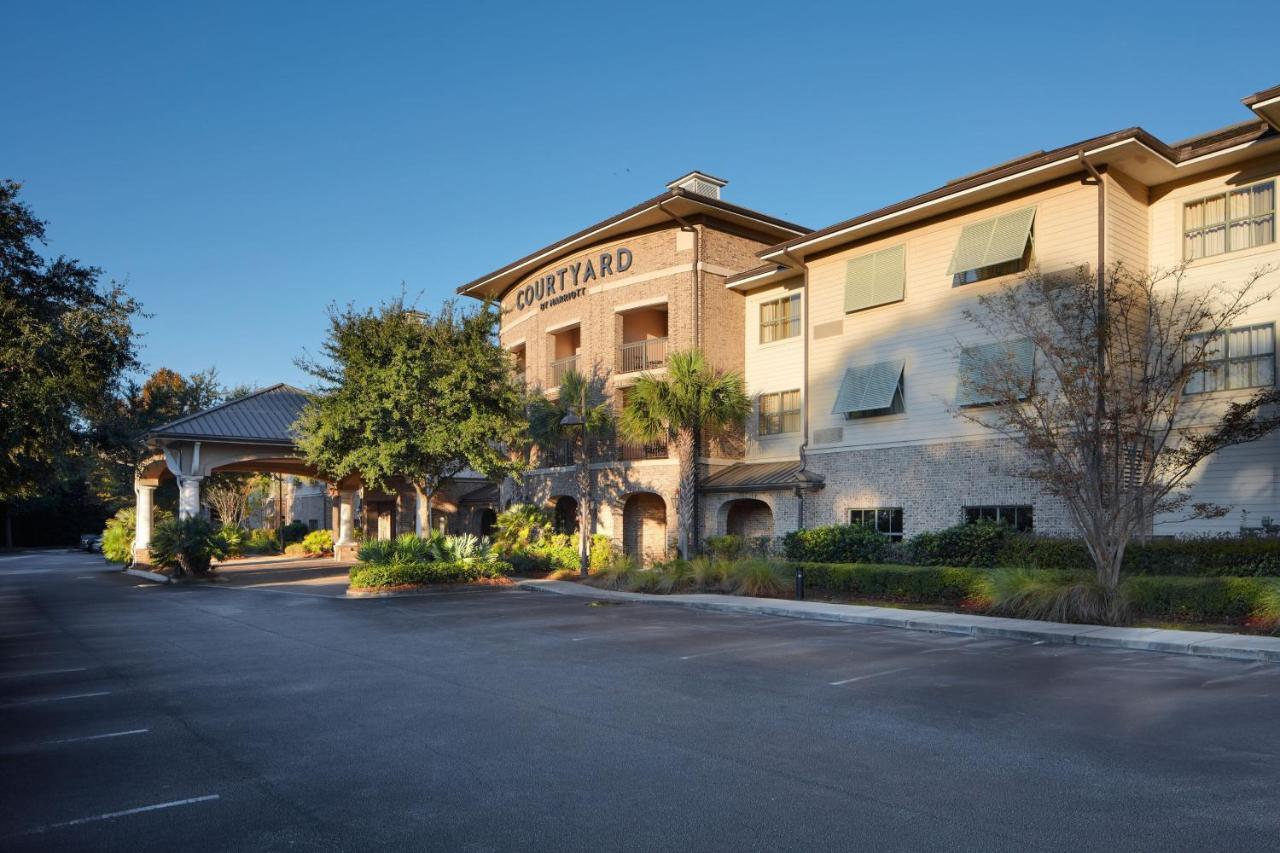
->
[459,483,500,505]
[700,460,825,493]
[145,384,310,445]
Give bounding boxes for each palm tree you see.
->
[528,369,612,574]
[618,350,750,558]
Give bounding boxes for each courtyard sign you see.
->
[515,247,633,311]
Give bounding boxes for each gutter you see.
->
[780,244,811,530]
[1077,152,1108,513]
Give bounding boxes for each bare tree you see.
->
[202,474,266,528]
[955,262,1279,593]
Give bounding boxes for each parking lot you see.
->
[2,549,1279,852]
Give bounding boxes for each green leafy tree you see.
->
[0,179,142,545]
[618,350,750,558]
[295,297,526,528]
[527,369,612,574]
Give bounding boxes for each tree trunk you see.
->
[674,427,696,559]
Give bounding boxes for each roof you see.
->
[455,186,810,301]
[144,384,311,445]
[700,460,825,493]
[757,105,1277,265]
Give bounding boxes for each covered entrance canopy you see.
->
[130,385,366,565]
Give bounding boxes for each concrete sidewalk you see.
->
[516,579,1280,663]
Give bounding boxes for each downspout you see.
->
[1078,152,1110,524]
[781,245,809,530]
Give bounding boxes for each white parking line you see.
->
[22,794,220,834]
[1,691,110,708]
[679,640,803,660]
[830,666,915,686]
[0,667,87,679]
[37,728,149,746]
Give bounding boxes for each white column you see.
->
[337,490,356,546]
[133,484,156,551]
[177,475,203,520]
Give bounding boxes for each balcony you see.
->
[617,439,669,461]
[549,355,578,386]
[617,336,668,374]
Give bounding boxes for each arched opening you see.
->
[723,498,774,540]
[553,496,579,535]
[622,492,666,564]
[479,508,497,538]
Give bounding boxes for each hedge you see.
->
[348,559,512,589]
[790,562,985,603]
[1122,576,1280,624]
[784,520,1280,578]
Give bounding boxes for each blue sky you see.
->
[6,1,1278,390]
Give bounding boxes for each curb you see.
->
[515,579,1280,664]
[124,567,171,584]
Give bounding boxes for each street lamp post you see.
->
[559,406,591,578]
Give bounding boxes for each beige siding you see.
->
[1107,168,1149,272]
[742,277,804,461]
[805,178,1100,456]
[1148,153,1280,533]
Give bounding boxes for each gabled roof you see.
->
[456,186,810,301]
[145,384,310,445]
[700,460,825,493]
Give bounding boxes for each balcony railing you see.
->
[617,337,668,374]
[549,355,579,386]
[533,434,669,470]
[617,439,669,461]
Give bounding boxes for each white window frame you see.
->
[1182,179,1276,261]
[759,294,801,344]
[1184,322,1276,395]
[758,389,801,436]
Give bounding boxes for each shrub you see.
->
[690,555,729,591]
[101,506,174,564]
[284,542,308,556]
[301,529,333,556]
[492,503,552,552]
[793,561,985,603]
[242,528,282,556]
[591,554,639,590]
[150,516,226,576]
[705,535,746,560]
[783,523,891,564]
[357,539,392,564]
[589,534,613,572]
[281,520,310,545]
[218,524,248,558]
[908,520,1010,567]
[101,507,137,564]
[348,559,511,589]
[1121,575,1279,623]
[730,559,785,597]
[1122,537,1280,577]
[981,568,1127,625]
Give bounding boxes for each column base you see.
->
[132,547,152,568]
[334,542,360,561]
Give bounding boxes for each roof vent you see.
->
[666,170,728,199]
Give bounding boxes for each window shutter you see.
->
[957,338,1034,406]
[833,359,905,415]
[844,255,875,313]
[948,219,997,275]
[872,245,905,306]
[845,245,905,313]
[948,206,1036,275]
[983,207,1037,268]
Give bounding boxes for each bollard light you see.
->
[794,565,805,601]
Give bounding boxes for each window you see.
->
[844,245,905,313]
[760,294,801,343]
[759,389,801,435]
[1183,180,1275,260]
[948,206,1036,285]
[849,507,904,541]
[964,505,1034,531]
[956,338,1034,406]
[832,359,905,419]
[1184,323,1275,394]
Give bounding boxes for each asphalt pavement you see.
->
[2,549,1277,852]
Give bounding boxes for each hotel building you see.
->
[458,84,1280,559]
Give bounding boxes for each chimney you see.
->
[666,171,727,200]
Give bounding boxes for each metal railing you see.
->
[549,355,579,386]
[617,337,668,374]
[534,434,669,469]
